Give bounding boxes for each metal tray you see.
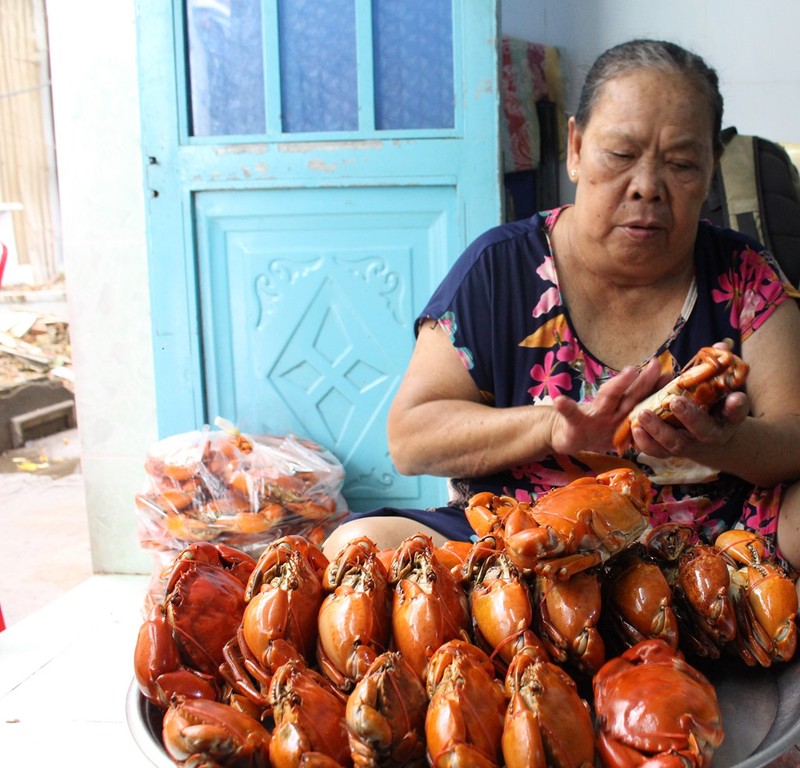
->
[126,657,800,767]
[703,658,800,768]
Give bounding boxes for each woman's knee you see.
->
[322,515,446,560]
[777,480,800,574]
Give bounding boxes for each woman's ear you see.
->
[567,116,581,181]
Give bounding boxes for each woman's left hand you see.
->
[628,390,750,459]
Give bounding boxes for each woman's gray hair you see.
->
[574,39,724,157]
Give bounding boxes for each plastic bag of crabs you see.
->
[134,417,348,573]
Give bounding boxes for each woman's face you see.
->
[567,68,717,274]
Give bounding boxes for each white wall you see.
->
[501,0,800,143]
[46,0,156,575]
[43,0,800,576]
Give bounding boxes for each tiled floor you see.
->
[0,426,160,764]
[0,574,155,766]
[0,427,94,628]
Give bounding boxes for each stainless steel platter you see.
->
[126,656,800,767]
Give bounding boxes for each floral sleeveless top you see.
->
[418,206,794,559]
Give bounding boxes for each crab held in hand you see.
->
[614,344,749,455]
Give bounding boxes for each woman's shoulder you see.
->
[696,219,789,281]
[697,218,766,255]
[464,207,561,258]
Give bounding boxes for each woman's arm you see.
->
[630,300,800,486]
[387,321,662,478]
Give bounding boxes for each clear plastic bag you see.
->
[135,419,348,563]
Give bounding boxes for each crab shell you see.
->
[603,548,680,650]
[593,639,724,768]
[388,534,471,680]
[677,543,738,648]
[461,537,549,674]
[240,540,325,677]
[268,660,351,767]
[133,543,256,707]
[714,528,799,665]
[534,570,606,675]
[316,536,393,692]
[483,468,652,580]
[346,651,429,768]
[729,559,799,667]
[162,696,271,767]
[643,526,737,660]
[502,648,595,768]
[614,345,749,455]
[424,639,507,768]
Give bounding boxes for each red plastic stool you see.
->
[0,242,7,289]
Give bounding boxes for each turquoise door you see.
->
[137,0,501,511]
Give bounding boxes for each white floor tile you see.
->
[0,575,155,767]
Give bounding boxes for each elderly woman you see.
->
[323,39,800,577]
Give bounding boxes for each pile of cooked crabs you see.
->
[132,347,798,768]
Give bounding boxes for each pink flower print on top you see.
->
[544,208,561,230]
[528,349,573,400]
[712,247,787,338]
[510,460,574,493]
[532,286,560,318]
[738,250,786,337]
[581,355,608,388]
[536,251,558,286]
[711,268,743,330]
[648,489,725,529]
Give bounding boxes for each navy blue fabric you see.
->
[340,505,476,542]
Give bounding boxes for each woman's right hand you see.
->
[549,358,664,455]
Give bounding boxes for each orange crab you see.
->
[593,639,724,768]
[716,529,798,666]
[424,639,507,768]
[461,536,550,674]
[268,659,352,767]
[218,536,328,715]
[316,536,393,693]
[603,547,680,650]
[388,534,471,680]
[162,696,271,767]
[465,468,651,580]
[133,542,256,708]
[502,647,595,768]
[346,651,429,768]
[533,570,606,675]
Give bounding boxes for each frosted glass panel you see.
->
[278,0,358,132]
[373,0,454,130]
[187,0,266,136]
[185,0,455,137]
